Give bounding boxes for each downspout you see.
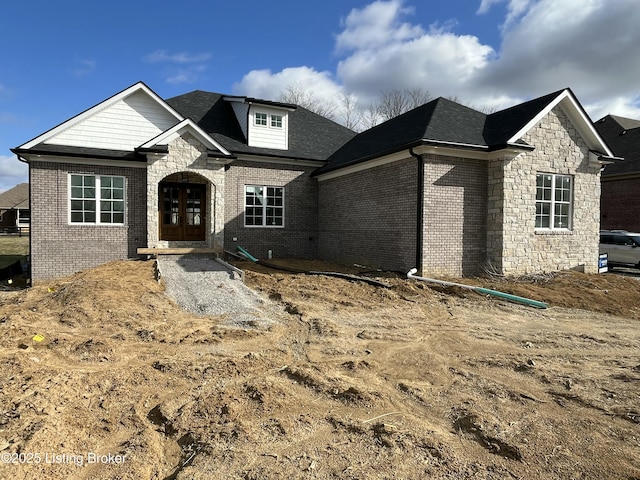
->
[409,147,425,276]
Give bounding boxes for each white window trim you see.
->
[68,174,126,225]
[254,112,268,127]
[535,173,573,231]
[244,185,285,228]
[254,112,284,129]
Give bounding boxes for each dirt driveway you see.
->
[0,259,638,479]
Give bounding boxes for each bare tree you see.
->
[377,87,433,121]
[279,82,337,120]
[360,102,383,130]
[336,92,363,131]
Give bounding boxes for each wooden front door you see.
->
[160,183,206,241]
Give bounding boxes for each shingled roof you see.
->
[165,90,356,162]
[0,183,29,209]
[315,91,574,175]
[594,114,640,176]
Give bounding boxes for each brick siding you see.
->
[601,176,640,232]
[224,160,319,260]
[318,157,418,272]
[30,160,147,282]
[422,155,488,276]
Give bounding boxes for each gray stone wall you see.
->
[487,106,601,275]
[29,160,147,282]
[224,160,319,260]
[318,157,418,272]
[145,133,225,250]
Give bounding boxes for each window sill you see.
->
[535,229,573,235]
[244,225,285,229]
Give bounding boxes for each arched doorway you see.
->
[159,173,207,242]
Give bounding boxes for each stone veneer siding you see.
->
[487,106,601,275]
[224,160,319,260]
[421,155,488,276]
[317,157,418,272]
[29,160,147,282]
[600,176,640,232]
[146,133,225,250]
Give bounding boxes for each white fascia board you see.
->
[507,89,615,157]
[139,118,232,156]
[18,82,184,150]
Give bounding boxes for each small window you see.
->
[535,173,572,230]
[70,174,125,224]
[244,185,284,227]
[271,114,283,128]
[255,112,268,126]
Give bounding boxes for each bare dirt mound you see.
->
[0,259,639,479]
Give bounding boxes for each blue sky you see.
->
[2,0,640,191]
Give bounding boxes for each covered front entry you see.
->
[159,183,206,241]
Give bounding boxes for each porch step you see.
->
[137,247,221,256]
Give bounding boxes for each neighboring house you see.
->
[12,82,617,282]
[0,183,30,233]
[593,114,640,231]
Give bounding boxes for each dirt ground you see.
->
[0,258,638,479]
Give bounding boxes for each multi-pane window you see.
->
[271,114,283,128]
[245,185,284,227]
[255,112,283,128]
[255,112,268,126]
[535,173,572,229]
[70,174,125,224]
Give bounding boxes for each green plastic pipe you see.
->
[407,268,548,309]
[237,245,259,263]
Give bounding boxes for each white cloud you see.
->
[335,0,423,53]
[234,0,640,123]
[479,0,640,117]
[0,155,28,193]
[144,50,212,64]
[233,66,343,104]
[337,31,494,103]
[144,50,212,85]
[72,58,96,77]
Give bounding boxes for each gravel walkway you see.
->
[157,255,273,328]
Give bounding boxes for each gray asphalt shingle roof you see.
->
[165,90,356,161]
[316,91,566,175]
[0,183,29,209]
[595,114,640,176]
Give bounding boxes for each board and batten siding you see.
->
[230,102,249,140]
[45,91,178,151]
[248,106,288,150]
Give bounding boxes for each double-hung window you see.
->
[70,174,125,224]
[244,185,284,227]
[535,173,572,230]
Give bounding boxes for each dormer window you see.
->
[255,112,268,126]
[271,114,283,128]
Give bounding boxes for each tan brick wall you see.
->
[421,155,488,276]
[224,160,319,260]
[30,160,147,281]
[318,157,418,272]
[487,106,601,275]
